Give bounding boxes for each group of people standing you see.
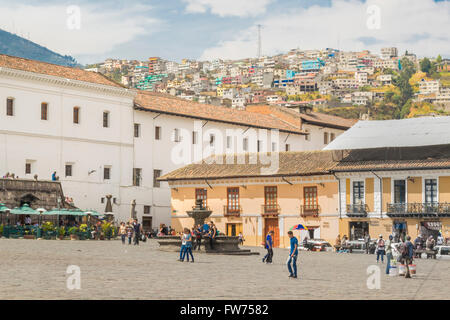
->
[118,219,143,245]
[178,221,218,262]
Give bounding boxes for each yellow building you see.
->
[160,151,340,248]
[216,86,224,97]
[160,146,450,247]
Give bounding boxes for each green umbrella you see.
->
[45,209,86,216]
[10,204,40,215]
[0,203,10,212]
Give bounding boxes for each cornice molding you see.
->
[0,67,137,98]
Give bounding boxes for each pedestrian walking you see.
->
[180,228,194,263]
[385,235,393,274]
[133,219,142,245]
[364,232,371,254]
[126,223,133,245]
[238,232,245,245]
[376,235,385,263]
[119,222,127,245]
[401,236,415,278]
[287,231,299,279]
[262,231,274,264]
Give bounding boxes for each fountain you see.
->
[157,199,259,255]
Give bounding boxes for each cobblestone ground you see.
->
[0,238,449,300]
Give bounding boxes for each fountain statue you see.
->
[157,199,258,256]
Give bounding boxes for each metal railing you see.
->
[223,205,242,217]
[387,202,450,216]
[346,204,368,217]
[300,204,320,217]
[261,204,281,216]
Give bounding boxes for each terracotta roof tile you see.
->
[246,105,357,130]
[0,54,123,88]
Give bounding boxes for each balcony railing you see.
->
[261,204,280,216]
[223,205,242,217]
[300,204,320,218]
[387,202,450,217]
[346,204,368,217]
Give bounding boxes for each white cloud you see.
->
[0,3,160,57]
[199,0,450,60]
[183,0,273,17]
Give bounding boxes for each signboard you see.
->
[422,221,441,231]
[322,222,330,228]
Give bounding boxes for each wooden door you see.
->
[264,218,280,248]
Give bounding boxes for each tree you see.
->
[436,55,442,64]
[420,58,432,74]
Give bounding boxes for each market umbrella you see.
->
[290,224,308,231]
[0,203,10,225]
[10,204,40,215]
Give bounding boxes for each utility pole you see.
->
[257,24,262,58]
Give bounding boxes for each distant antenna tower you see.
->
[257,24,263,58]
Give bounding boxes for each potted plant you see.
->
[68,226,78,240]
[101,222,112,240]
[23,227,36,240]
[42,222,56,240]
[57,226,66,240]
[78,224,88,240]
[0,224,3,238]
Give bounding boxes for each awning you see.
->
[10,204,40,215]
[44,209,86,216]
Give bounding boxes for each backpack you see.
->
[400,243,409,258]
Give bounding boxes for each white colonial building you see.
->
[0,54,354,231]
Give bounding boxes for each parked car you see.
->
[435,246,450,260]
[299,239,333,252]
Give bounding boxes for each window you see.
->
[104,167,111,180]
[41,103,48,120]
[324,132,329,144]
[103,111,109,128]
[73,107,80,124]
[173,128,181,142]
[353,181,364,205]
[257,140,262,152]
[6,98,14,116]
[144,205,151,214]
[305,129,310,141]
[285,144,290,151]
[243,138,248,151]
[133,168,142,186]
[195,188,207,208]
[155,126,161,140]
[65,164,73,177]
[153,169,162,188]
[192,131,198,145]
[226,136,232,149]
[134,123,140,138]
[264,186,278,212]
[25,163,31,174]
[227,187,240,213]
[394,180,406,204]
[330,133,335,142]
[101,197,105,204]
[304,186,318,209]
[210,134,215,147]
[271,142,277,152]
[425,179,438,203]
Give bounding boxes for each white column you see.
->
[374,177,382,217]
[340,179,347,216]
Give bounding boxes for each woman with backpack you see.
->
[376,234,386,263]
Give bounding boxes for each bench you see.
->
[415,249,437,259]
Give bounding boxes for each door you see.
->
[226,223,243,237]
[142,216,152,234]
[264,218,279,248]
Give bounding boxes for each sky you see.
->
[0,0,449,64]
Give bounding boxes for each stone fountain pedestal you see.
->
[157,199,259,256]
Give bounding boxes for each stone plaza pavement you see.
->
[0,238,449,300]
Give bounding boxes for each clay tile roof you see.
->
[159,150,338,181]
[0,54,123,88]
[134,91,306,134]
[246,104,357,130]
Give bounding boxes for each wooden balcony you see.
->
[300,204,320,218]
[386,202,450,217]
[223,205,242,217]
[261,204,280,217]
[346,204,368,217]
